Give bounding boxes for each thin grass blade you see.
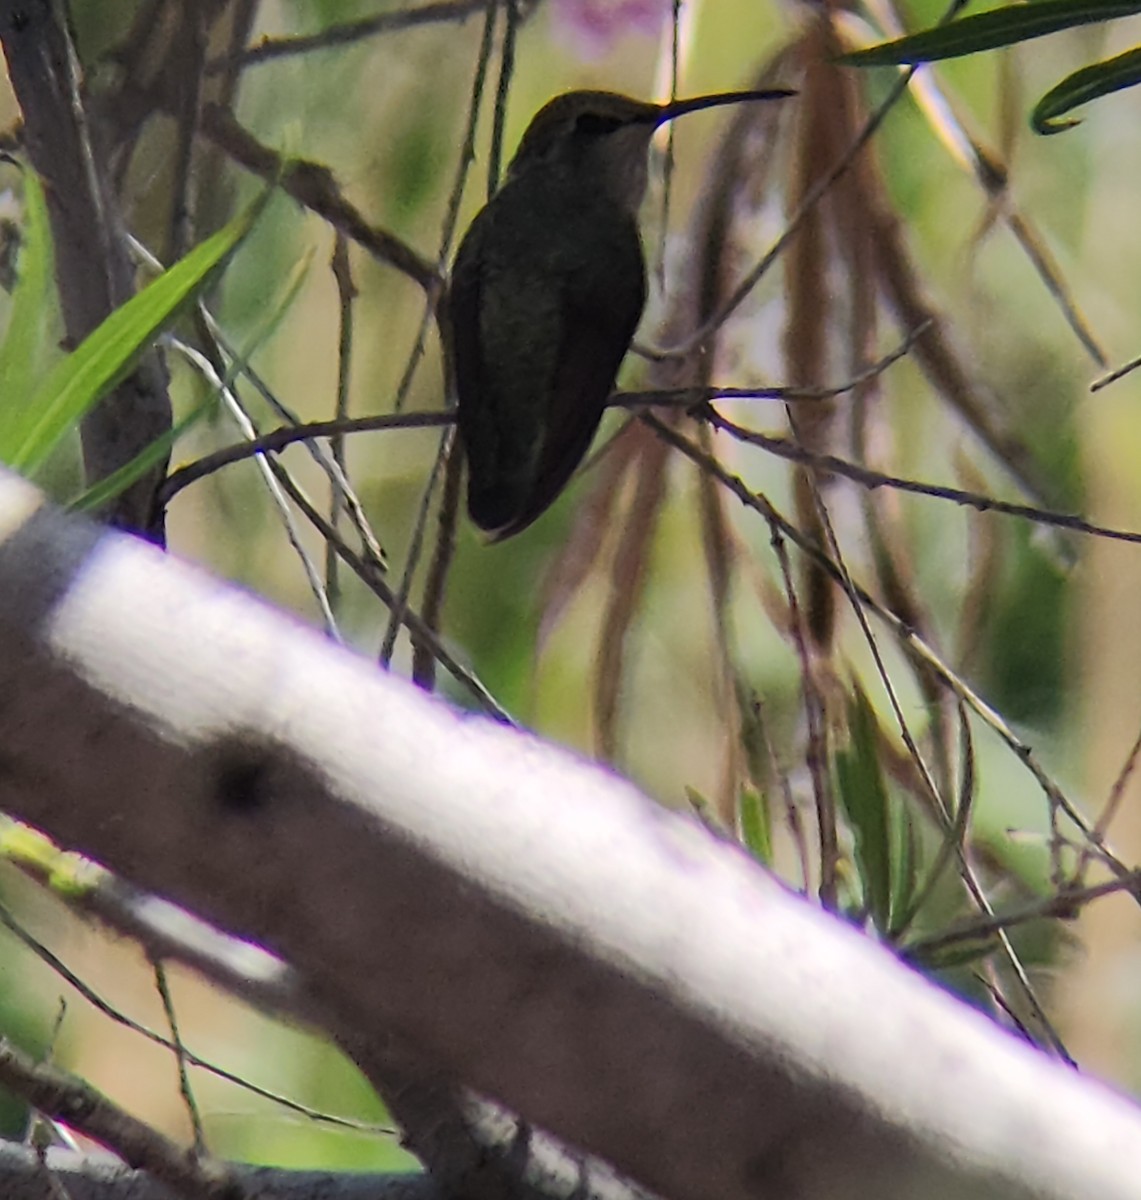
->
[0,170,56,449]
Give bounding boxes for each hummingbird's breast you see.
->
[492,164,640,273]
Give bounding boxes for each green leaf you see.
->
[232,243,315,366]
[888,801,918,935]
[69,395,215,514]
[1032,44,1141,131]
[4,187,270,474]
[684,785,726,837]
[70,243,312,515]
[835,685,892,934]
[0,170,56,448]
[738,786,773,865]
[889,705,976,938]
[841,0,1141,66]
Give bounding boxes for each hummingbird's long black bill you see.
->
[652,88,796,125]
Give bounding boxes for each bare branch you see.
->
[158,411,454,503]
[208,1,491,73]
[0,1040,241,1200]
[707,409,1141,548]
[905,872,1141,959]
[198,103,439,294]
[0,1141,436,1200]
[0,890,383,1133]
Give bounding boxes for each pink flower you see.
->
[551,0,670,59]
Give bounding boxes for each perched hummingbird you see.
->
[449,87,793,540]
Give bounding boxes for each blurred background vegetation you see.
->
[3,0,1141,1177]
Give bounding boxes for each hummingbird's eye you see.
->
[573,112,624,137]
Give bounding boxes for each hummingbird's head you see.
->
[510,91,661,167]
[506,87,795,211]
[507,91,662,211]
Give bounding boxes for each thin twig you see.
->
[658,0,978,357]
[162,392,1141,556]
[1073,720,1141,882]
[156,324,919,500]
[0,898,389,1134]
[891,702,976,937]
[863,0,1106,368]
[904,872,1141,959]
[171,341,343,641]
[412,435,464,689]
[327,232,357,610]
[635,314,926,373]
[151,961,206,1156]
[24,998,80,1178]
[196,319,389,573]
[0,1038,242,1200]
[707,411,1141,548]
[653,0,683,294]
[766,484,838,908]
[208,0,490,73]
[1091,350,1141,392]
[126,230,389,576]
[270,471,513,721]
[795,453,938,904]
[488,0,518,198]
[757,696,812,893]
[159,410,453,503]
[379,431,454,666]
[164,2,205,263]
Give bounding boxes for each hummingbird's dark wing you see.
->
[449,201,548,535]
[451,182,646,539]
[504,252,645,540]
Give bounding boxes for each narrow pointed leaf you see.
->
[739,786,773,865]
[6,188,270,473]
[0,170,55,448]
[842,0,1141,66]
[1032,45,1141,131]
[891,705,977,938]
[72,240,310,514]
[835,686,893,934]
[69,397,216,514]
[888,802,919,934]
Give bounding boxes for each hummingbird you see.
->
[449,87,793,541]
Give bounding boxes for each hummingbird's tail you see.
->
[467,479,523,537]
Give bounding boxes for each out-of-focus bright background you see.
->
[3,0,1141,1171]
